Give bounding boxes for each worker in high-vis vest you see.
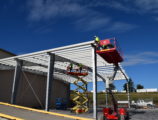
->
[94,36,100,42]
[94,36,101,50]
[78,63,83,73]
[70,63,73,72]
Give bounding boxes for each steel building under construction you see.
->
[0,40,129,119]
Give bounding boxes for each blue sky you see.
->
[1,0,158,91]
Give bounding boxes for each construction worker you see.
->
[94,36,101,50]
[101,44,107,50]
[78,63,83,73]
[69,63,73,72]
[106,44,114,49]
[94,36,100,44]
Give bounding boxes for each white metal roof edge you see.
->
[0,40,94,62]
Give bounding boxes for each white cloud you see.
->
[154,17,158,21]
[28,0,84,21]
[95,0,158,14]
[75,15,111,31]
[123,52,158,66]
[27,0,137,32]
[134,0,158,13]
[155,17,158,21]
[99,0,135,13]
[106,22,138,33]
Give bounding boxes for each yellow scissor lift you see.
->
[67,65,88,114]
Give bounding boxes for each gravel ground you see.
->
[51,108,158,120]
[128,108,158,120]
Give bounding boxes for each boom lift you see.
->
[96,38,123,64]
[95,38,129,120]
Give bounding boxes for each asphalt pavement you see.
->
[0,104,73,120]
[0,104,158,120]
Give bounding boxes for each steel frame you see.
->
[91,44,98,119]
[45,53,55,111]
[11,59,23,104]
[0,40,129,120]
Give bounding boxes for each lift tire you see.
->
[119,115,125,120]
[125,112,129,120]
[103,116,107,120]
[99,115,107,120]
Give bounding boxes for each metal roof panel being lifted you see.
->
[0,40,128,83]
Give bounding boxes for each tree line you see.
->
[109,78,144,92]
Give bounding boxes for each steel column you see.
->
[11,59,23,104]
[119,68,130,108]
[126,80,130,108]
[105,82,108,107]
[91,45,97,119]
[86,84,89,108]
[67,83,71,107]
[45,53,55,111]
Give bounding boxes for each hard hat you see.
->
[95,36,100,42]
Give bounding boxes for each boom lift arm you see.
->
[106,64,129,114]
[94,37,129,120]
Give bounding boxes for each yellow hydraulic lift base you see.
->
[72,76,88,113]
[67,67,88,114]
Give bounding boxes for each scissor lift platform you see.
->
[0,102,92,120]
